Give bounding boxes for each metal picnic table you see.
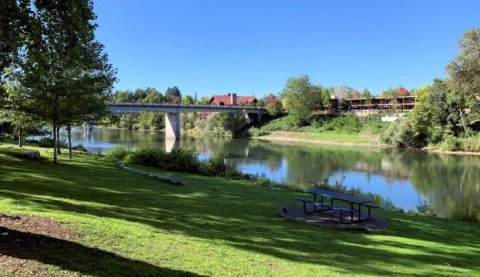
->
[296,188,379,223]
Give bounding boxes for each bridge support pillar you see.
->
[165,113,180,140]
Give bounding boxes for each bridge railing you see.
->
[107,102,265,110]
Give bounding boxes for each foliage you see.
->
[446,28,480,113]
[106,145,132,160]
[165,86,182,104]
[396,86,409,96]
[382,119,421,148]
[5,0,116,163]
[0,0,27,73]
[441,135,461,151]
[247,127,270,137]
[458,135,480,152]
[136,111,164,130]
[181,95,194,105]
[262,93,283,116]
[279,75,322,125]
[315,113,362,134]
[108,147,244,179]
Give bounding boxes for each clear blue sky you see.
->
[93,0,480,97]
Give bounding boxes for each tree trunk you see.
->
[18,126,23,148]
[56,127,61,154]
[458,102,469,137]
[53,123,58,164]
[67,125,72,159]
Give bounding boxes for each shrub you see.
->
[318,113,361,133]
[458,135,480,152]
[124,148,160,167]
[441,135,460,151]
[248,127,270,137]
[107,145,132,160]
[382,119,422,148]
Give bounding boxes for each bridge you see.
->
[107,103,266,140]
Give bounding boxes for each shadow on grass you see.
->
[1,152,479,275]
[0,226,202,276]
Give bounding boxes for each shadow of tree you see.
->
[0,226,202,276]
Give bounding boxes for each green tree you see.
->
[361,89,373,106]
[446,28,480,110]
[165,86,182,104]
[12,0,116,164]
[280,75,321,125]
[0,0,28,73]
[182,95,194,105]
[198,96,210,105]
[142,88,163,103]
[114,90,134,103]
[320,88,331,110]
[446,28,480,135]
[0,80,44,147]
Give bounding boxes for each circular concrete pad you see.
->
[279,206,388,232]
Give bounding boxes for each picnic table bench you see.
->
[296,188,379,224]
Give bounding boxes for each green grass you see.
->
[301,132,375,144]
[1,143,479,276]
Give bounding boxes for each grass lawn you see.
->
[0,143,479,276]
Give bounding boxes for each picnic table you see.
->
[296,188,379,224]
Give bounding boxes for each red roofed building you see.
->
[208,93,257,106]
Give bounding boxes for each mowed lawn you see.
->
[0,144,479,276]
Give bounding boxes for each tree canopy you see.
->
[4,0,116,163]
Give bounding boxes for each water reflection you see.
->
[63,128,480,222]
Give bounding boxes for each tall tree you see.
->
[165,86,181,104]
[446,28,480,113]
[11,0,116,164]
[280,75,321,125]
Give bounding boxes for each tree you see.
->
[0,79,44,147]
[12,0,116,164]
[446,28,480,110]
[165,86,181,104]
[320,88,331,110]
[396,86,409,97]
[361,89,373,106]
[0,0,28,74]
[182,95,194,105]
[446,28,480,135]
[142,88,163,103]
[263,94,283,116]
[114,90,134,103]
[279,75,321,125]
[198,96,210,105]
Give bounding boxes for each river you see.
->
[62,127,480,222]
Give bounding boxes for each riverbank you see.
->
[253,131,386,147]
[0,143,479,275]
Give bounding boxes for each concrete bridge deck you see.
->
[106,103,266,140]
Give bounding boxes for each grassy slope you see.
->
[252,116,383,145]
[0,144,479,276]
[257,131,377,145]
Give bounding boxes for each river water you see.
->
[63,128,480,222]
